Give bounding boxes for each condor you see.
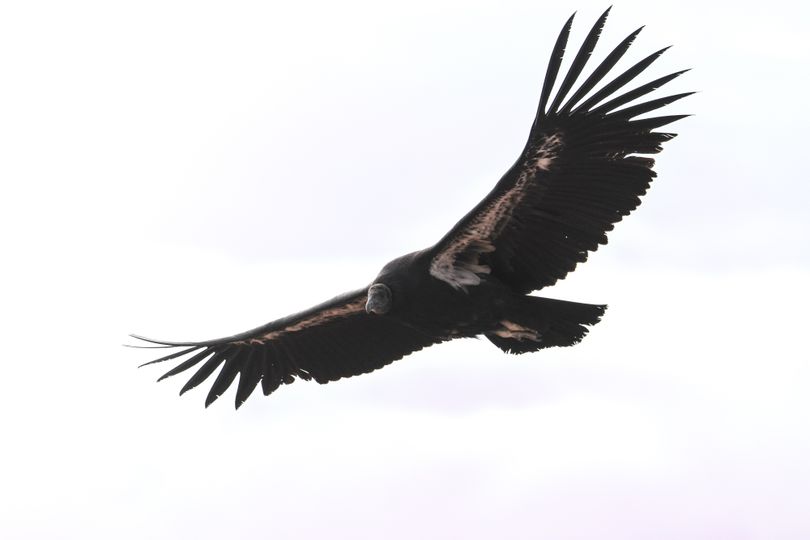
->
[134,8,691,408]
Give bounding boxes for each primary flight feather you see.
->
[134,8,691,408]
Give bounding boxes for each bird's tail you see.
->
[485,296,606,354]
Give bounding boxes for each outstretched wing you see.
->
[429,8,691,294]
[134,289,441,408]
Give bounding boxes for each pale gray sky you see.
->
[1,1,809,538]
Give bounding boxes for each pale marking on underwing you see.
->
[429,132,564,290]
[492,320,541,342]
[233,297,367,345]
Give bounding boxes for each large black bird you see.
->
[135,8,690,408]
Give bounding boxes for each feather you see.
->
[611,92,696,120]
[548,6,611,114]
[274,341,297,385]
[179,347,233,396]
[260,344,282,396]
[536,12,575,121]
[573,46,671,113]
[130,334,205,348]
[205,352,243,407]
[139,345,202,367]
[234,348,263,409]
[593,70,692,115]
[630,114,691,130]
[158,348,215,381]
[560,26,644,114]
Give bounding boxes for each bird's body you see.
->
[135,8,691,408]
[373,250,507,336]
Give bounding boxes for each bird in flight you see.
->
[134,8,691,408]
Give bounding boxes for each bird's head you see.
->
[365,283,392,315]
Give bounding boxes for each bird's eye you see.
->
[366,283,392,315]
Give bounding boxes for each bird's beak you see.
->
[365,283,392,315]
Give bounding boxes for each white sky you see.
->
[1,1,809,538]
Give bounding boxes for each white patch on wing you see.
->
[238,297,367,344]
[429,132,564,290]
[533,133,563,171]
[492,320,541,342]
[430,238,494,290]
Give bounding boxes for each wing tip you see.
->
[129,333,201,348]
[179,380,196,397]
[547,7,615,115]
[628,25,645,40]
[537,10,578,118]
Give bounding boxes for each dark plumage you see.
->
[133,8,691,408]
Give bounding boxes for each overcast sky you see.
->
[1,1,809,538]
